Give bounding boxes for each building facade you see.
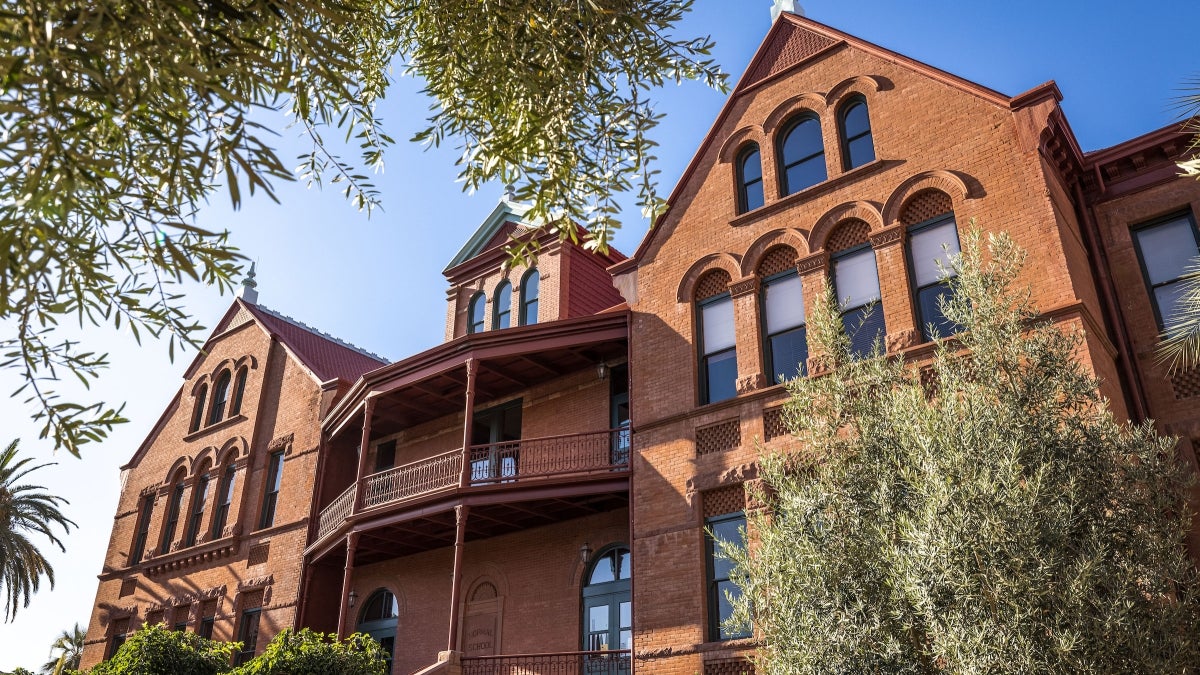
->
[82,9,1200,674]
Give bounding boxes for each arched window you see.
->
[160,471,186,554]
[189,384,207,433]
[358,589,399,670]
[519,269,540,326]
[777,113,826,196]
[129,493,154,566]
[230,367,248,417]
[468,292,487,334]
[582,545,632,655]
[208,370,231,425]
[696,271,736,405]
[183,461,211,548]
[839,96,875,170]
[758,247,807,383]
[493,280,513,329]
[903,191,961,341]
[736,144,764,213]
[211,462,237,539]
[828,221,884,358]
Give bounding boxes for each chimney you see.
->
[238,261,259,305]
[771,0,804,21]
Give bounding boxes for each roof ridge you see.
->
[253,303,389,364]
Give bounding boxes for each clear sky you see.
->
[2,1,1197,668]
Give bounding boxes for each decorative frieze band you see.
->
[869,225,904,248]
[796,252,828,275]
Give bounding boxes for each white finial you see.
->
[771,0,804,21]
[238,261,259,304]
[502,184,516,203]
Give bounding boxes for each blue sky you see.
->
[2,1,1197,668]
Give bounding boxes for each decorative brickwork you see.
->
[696,270,734,301]
[826,219,871,253]
[111,617,130,637]
[745,22,837,85]
[1171,366,1200,399]
[247,542,270,567]
[696,419,741,456]
[703,484,747,519]
[763,406,788,442]
[146,609,164,626]
[758,246,799,277]
[240,588,265,611]
[705,657,757,675]
[119,579,136,597]
[900,189,953,226]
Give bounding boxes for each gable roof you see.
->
[444,199,534,272]
[242,302,388,384]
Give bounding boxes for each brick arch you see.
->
[465,562,509,599]
[717,125,767,164]
[216,436,248,465]
[356,584,406,623]
[824,75,886,107]
[740,229,808,277]
[232,354,258,371]
[899,189,954,226]
[191,446,217,475]
[824,220,872,253]
[882,171,971,228]
[809,201,885,252]
[189,376,210,396]
[676,253,741,303]
[163,457,190,485]
[763,92,828,136]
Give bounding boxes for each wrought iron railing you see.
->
[362,449,462,508]
[317,484,355,540]
[461,650,632,674]
[467,429,630,485]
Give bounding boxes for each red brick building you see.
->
[81,8,1200,674]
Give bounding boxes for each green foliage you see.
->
[726,228,1200,673]
[0,439,75,622]
[0,0,723,455]
[87,624,234,675]
[228,629,385,675]
[1161,79,1200,371]
[41,622,86,675]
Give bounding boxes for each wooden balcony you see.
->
[461,650,632,674]
[310,429,630,561]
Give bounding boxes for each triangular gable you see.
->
[742,19,839,87]
[443,199,533,272]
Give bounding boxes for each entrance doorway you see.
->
[581,546,632,673]
[471,400,522,482]
[357,589,398,672]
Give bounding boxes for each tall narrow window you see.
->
[908,214,962,341]
[107,618,131,659]
[839,96,875,170]
[736,144,764,213]
[762,270,808,383]
[183,470,210,547]
[833,244,884,358]
[468,292,486,334]
[258,451,284,530]
[211,464,236,539]
[520,269,540,326]
[374,440,397,472]
[160,478,186,554]
[230,367,248,417]
[706,511,749,641]
[697,272,737,405]
[129,494,154,566]
[493,280,512,329]
[208,370,231,425]
[1132,211,1200,330]
[198,599,217,640]
[234,591,264,666]
[777,114,826,195]
[189,385,207,433]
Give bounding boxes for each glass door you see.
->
[582,546,632,673]
[471,400,522,482]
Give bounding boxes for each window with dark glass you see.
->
[210,464,236,539]
[234,607,261,665]
[610,364,630,466]
[468,292,486,334]
[129,494,154,566]
[582,546,632,656]
[762,271,808,383]
[358,589,399,671]
[1132,211,1200,330]
[777,114,827,195]
[160,480,185,554]
[698,292,737,405]
[189,385,207,433]
[833,245,885,358]
[706,512,750,641]
[908,214,962,341]
[183,471,210,547]
[493,280,512,329]
[839,96,875,170]
[208,370,231,425]
[520,269,540,326]
[374,440,397,472]
[230,367,248,416]
[107,618,131,659]
[198,599,217,639]
[736,144,764,213]
[258,451,284,529]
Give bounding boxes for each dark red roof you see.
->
[244,303,388,383]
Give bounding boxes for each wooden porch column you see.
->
[336,531,360,639]
[459,359,478,488]
[351,398,375,513]
[446,504,470,651]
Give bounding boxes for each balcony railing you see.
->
[461,650,632,674]
[315,430,630,543]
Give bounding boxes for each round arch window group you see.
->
[467,268,540,335]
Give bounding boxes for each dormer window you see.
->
[468,292,487,334]
[494,280,512,329]
[520,269,540,326]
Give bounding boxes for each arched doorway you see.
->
[357,589,398,672]
[581,545,631,672]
